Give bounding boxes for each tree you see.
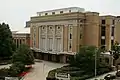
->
[69,46,112,75]
[0,23,14,59]
[9,62,25,76]
[69,46,97,71]
[12,44,34,65]
[111,41,120,72]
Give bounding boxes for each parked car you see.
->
[104,74,116,80]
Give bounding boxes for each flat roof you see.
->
[37,7,85,13]
[12,28,30,34]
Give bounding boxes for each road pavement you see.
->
[23,61,66,80]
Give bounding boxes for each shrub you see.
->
[0,68,9,77]
[9,62,25,76]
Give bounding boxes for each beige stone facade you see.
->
[12,28,30,47]
[26,7,120,63]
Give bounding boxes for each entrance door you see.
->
[48,54,52,61]
[56,55,60,63]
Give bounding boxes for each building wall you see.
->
[83,12,100,47]
[100,16,116,51]
[12,34,30,47]
[115,17,120,43]
[29,9,118,56]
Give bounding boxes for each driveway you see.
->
[23,61,67,80]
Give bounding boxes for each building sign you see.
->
[55,73,70,80]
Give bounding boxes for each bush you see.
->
[0,68,9,77]
[9,62,25,76]
[70,71,85,77]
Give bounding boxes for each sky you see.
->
[0,0,119,30]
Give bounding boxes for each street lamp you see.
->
[95,48,97,78]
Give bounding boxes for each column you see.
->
[15,39,17,48]
[61,25,63,52]
[18,38,20,46]
[45,25,47,51]
[39,26,41,50]
[52,25,55,52]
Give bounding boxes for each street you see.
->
[23,61,66,80]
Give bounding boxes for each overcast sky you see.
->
[0,0,119,30]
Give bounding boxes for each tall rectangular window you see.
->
[70,34,72,39]
[69,43,72,49]
[113,19,115,25]
[111,40,114,45]
[56,38,61,51]
[101,39,105,45]
[80,34,82,39]
[101,26,106,36]
[102,20,105,24]
[111,27,114,36]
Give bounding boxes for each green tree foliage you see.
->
[69,46,97,71]
[69,46,111,75]
[0,23,15,59]
[12,44,34,65]
[9,62,25,76]
[111,41,120,72]
[112,41,120,60]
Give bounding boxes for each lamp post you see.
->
[95,49,97,78]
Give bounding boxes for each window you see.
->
[111,27,114,36]
[100,58,102,62]
[58,26,60,29]
[42,26,45,29]
[60,11,63,14]
[50,27,52,29]
[101,26,106,36]
[113,19,115,25]
[45,13,48,15]
[52,12,55,15]
[111,40,114,45]
[102,20,105,24]
[101,39,105,45]
[69,43,72,49]
[69,10,71,12]
[70,34,72,39]
[48,38,53,51]
[80,34,82,39]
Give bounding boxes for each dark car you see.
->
[104,74,116,80]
